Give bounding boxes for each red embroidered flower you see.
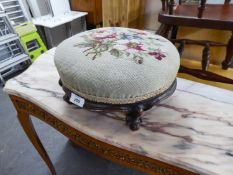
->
[149,49,166,60]
[126,42,145,51]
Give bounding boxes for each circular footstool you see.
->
[55,27,180,131]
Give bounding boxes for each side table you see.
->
[4,48,233,175]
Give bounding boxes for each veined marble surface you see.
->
[4,48,233,175]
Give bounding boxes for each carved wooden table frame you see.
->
[10,95,197,175]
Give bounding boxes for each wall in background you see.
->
[144,0,161,31]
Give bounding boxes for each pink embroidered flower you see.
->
[149,49,166,60]
[126,42,145,51]
[94,33,117,40]
[137,32,147,35]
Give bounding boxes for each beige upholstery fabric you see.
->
[55,27,180,104]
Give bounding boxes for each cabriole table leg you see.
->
[16,111,56,175]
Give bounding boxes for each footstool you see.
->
[54,27,180,130]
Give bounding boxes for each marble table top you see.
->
[4,48,233,175]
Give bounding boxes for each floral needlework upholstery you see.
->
[54,27,180,104]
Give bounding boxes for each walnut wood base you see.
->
[10,95,197,175]
[59,79,177,131]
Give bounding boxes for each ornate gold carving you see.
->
[14,98,193,175]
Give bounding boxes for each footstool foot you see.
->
[58,79,63,86]
[63,94,72,104]
[129,116,142,131]
[126,106,143,131]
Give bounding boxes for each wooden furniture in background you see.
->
[178,59,233,91]
[70,0,102,27]
[102,0,145,29]
[157,0,233,84]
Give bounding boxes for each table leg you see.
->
[36,26,49,49]
[17,111,56,175]
[156,24,171,38]
[66,22,72,38]
[44,28,54,49]
[81,16,87,31]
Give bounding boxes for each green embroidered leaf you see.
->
[74,43,92,48]
[99,44,108,51]
[110,49,120,57]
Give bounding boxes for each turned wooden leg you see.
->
[222,32,233,70]
[178,40,186,57]
[202,43,210,71]
[198,0,207,18]
[156,24,171,38]
[17,111,56,175]
[171,25,178,40]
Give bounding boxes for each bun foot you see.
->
[58,79,63,86]
[126,106,143,131]
[129,117,142,131]
[63,94,72,104]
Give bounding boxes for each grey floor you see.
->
[0,86,145,175]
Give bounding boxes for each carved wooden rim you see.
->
[61,79,177,112]
[10,95,198,175]
[61,79,177,131]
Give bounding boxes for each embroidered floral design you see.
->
[74,28,168,64]
[149,49,166,61]
[120,33,143,40]
[94,33,117,40]
[74,38,115,60]
[126,42,145,51]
